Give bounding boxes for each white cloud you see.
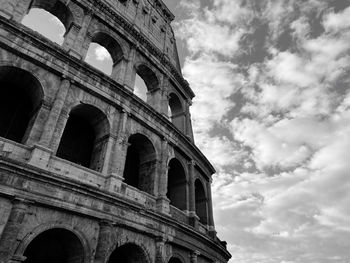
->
[178,18,243,56]
[183,54,244,134]
[94,45,111,61]
[323,6,350,32]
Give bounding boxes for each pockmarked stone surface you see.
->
[0,0,231,263]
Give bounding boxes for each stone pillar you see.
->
[67,11,93,59]
[207,178,216,238]
[62,23,81,54]
[190,251,200,263]
[50,108,70,154]
[123,47,137,92]
[101,136,116,175]
[0,198,30,263]
[101,108,119,175]
[0,0,25,21]
[185,100,194,141]
[188,160,199,228]
[105,109,128,192]
[27,77,70,166]
[148,76,169,115]
[11,0,32,22]
[111,57,128,84]
[155,237,166,263]
[156,138,170,214]
[80,33,93,60]
[160,77,171,117]
[23,100,51,147]
[94,220,114,263]
[147,88,162,112]
[39,77,71,148]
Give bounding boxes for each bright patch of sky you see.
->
[85,43,113,75]
[22,8,65,45]
[134,74,148,102]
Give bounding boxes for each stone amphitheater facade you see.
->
[0,0,231,263]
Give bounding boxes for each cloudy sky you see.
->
[22,0,350,262]
[167,0,350,262]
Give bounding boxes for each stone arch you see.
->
[29,0,75,31]
[134,63,160,92]
[167,158,188,211]
[86,20,129,54]
[56,103,111,172]
[85,31,125,76]
[89,31,125,63]
[0,65,44,144]
[0,60,48,100]
[194,178,209,225]
[21,0,77,45]
[15,223,91,258]
[168,256,186,263]
[107,242,151,263]
[123,133,157,195]
[168,92,185,131]
[18,226,88,263]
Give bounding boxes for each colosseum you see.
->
[0,0,231,263]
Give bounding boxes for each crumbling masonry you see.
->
[0,0,231,263]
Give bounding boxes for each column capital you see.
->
[190,250,200,263]
[188,160,196,167]
[98,219,114,227]
[155,235,167,243]
[11,197,33,206]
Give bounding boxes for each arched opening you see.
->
[167,158,187,211]
[134,64,158,101]
[108,243,148,263]
[23,228,84,263]
[56,104,110,171]
[195,179,208,225]
[0,66,43,144]
[134,74,148,101]
[85,32,123,76]
[123,134,157,195]
[168,257,183,263]
[168,93,185,131]
[21,0,73,45]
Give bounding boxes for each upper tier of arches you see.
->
[17,0,192,136]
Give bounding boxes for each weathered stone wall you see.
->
[0,0,231,262]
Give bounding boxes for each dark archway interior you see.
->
[195,179,208,225]
[108,243,146,263]
[168,257,183,263]
[168,93,184,131]
[23,228,84,263]
[56,104,109,171]
[123,134,156,194]
[167,158,187,210]
[56,113,95,168]
[0,67,42,143]
[123,142,140,187]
